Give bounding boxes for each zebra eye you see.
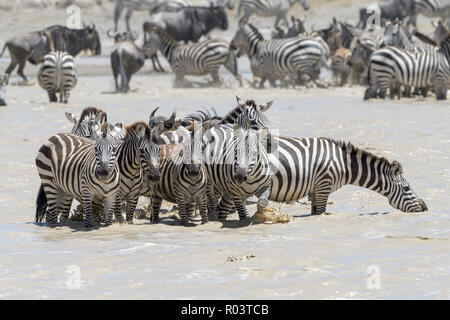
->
[403,186,410,192]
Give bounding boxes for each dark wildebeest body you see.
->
[143,6,229,43]
[0,25,101,82]
[109,31,146,92]
[358,0,416,29]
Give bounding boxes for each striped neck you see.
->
[245,24,264,57]
[152,29,178,62]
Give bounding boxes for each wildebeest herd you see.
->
[0,0,449,103]
[1,0,447,226]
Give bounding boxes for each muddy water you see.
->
[0,0,449,300]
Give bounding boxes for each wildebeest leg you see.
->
[224,52,244,86]
[5,58,18,78]
[113,0,124,31]
[17,60,28,83]
[125,8,133,32]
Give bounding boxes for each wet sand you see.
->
[0,1,449,299]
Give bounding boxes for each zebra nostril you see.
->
[419,199,428,211]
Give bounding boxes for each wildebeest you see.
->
[143,5,229,43]
[357,0,416,29]
[108,30,146,93]
[0,24,101,83]
[271,15,306,39]
[148,107,177,130]
[0,73,7,106]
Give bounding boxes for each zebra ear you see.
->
[259,128,271,153]
[259,100,273,112]
[236,96,247,111]
[65,112,78,124]
[392,161,403,176]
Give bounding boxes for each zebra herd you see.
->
[35,98,428,228]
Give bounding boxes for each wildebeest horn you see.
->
[150,106,159,118]
[107,28,117,38]
[169,110,176,121]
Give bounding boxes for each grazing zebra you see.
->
[364,32,450,100]
[214,101,428,215]
[238,0,310,27]
[143,27,243,87]
[203,122,272,220]
[149,123,209,225]
[35,125,121,227]
[152,0,234,13]
[37,32,77,104]
[230,22,325,88]
[113,121,162,223]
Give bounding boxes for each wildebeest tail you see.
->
[35,184,47,223]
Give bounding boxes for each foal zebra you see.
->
[143,27,243,87]
[35,125,121,227]
[215,100,428,215]
[37,32,77,104]
[149,123,209,225]
[238,0,310,27]
[230,22,325,88]
[364,32,450,100]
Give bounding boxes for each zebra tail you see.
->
[35,184,47,223]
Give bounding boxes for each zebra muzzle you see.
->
[418,199,428,212]
[147,168,161,184]
[234,168,248,184]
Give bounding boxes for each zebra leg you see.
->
[113,194,124,223]
[210,70,222,87]
[47,90,57,103]
[434,79,447,100]
[59,194,73,223]
[151,195,162,223]
[311,180,332,215]
[125,195,139,224]
[174,73,186,88]
[82,195,95,227]
[103,197,115,226]
[176,197,190,226]
[217,193,235,220]
[421,87,428,98]
[43,184,59,225]
[255,186,270,212]
[233,197,250,221]
[62,90,70,104]
[199,195,209,224]
[206,183,218,220]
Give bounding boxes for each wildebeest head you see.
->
[209,5,228,30]
[348,38,373,67]
[80,24,101,55]
[148,107,178,132]
[107,28,138,43]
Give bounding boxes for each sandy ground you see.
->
[0,1,449,299]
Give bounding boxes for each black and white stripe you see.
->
[364,33,450,100]
[238,0,310,27]
[149,123,209,225]
[144,27,243,87]
[35,128,121,227]
[152,0,234,13]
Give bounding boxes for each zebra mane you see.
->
[125,121,151,137]
[411,30,438,46]
[246,23,264,40]
[79,107,107,123]
[322,137,393,166]
[438,31,450,47]
[183,107,220,122]
[148,27,178,44]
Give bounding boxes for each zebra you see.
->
[64,107,108,139]
[143,27,243,87]
[35,124,122,227]
[364,32,450,100]
[151,0,234,13]
[149,123,209,225]
[230,22,325,88]
[37,32,77,104]
[411,0,450,26]
[211,101,428,215]
[238,0,310,27]
[113,121,162,223]
[203,122,272,221]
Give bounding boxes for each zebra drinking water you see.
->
[37,32,77,104]
[35,124,122,227]
[143,27,243,87]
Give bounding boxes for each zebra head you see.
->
[385,161,427,212]
[232,124,269,185]
[178,122,204,177]
[92,123,121,181]
[235,96,272,130]
[65,107,107,139]
[136,122,162,184]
